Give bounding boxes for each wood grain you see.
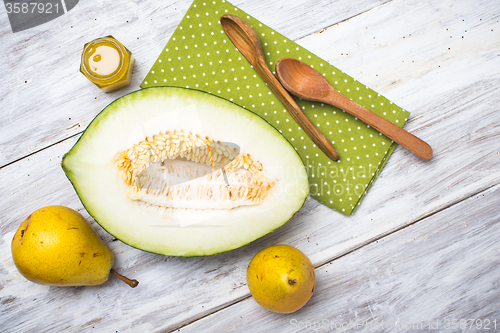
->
[0,0,499,332]
[179,184,500,332]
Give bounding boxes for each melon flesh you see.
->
[62,87,308,256]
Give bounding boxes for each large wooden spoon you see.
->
[220,14,340,161]
[276,57,433,160]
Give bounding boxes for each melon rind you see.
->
[62,87,308,256]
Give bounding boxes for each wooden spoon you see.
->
[220,14,340,161]
[276,57,433,160]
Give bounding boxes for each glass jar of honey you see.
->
[80,36,134,92]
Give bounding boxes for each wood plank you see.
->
[178,184,500,332]
[0,0,390,167]
[297,0,500,112]
[1,0,499,331]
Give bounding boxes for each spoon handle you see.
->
[220,14,339,161]
[255,60,340,161]
[327,90,433,160]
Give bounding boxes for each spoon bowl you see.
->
[276,58,433,160]
[220,15,263,67]
[275,58,332,102]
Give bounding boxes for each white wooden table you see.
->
[1,0,499,332]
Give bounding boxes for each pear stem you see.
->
[111,269,139,288]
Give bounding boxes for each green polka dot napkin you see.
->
[140,0,410,215]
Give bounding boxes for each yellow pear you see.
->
[247,244,316,313]
[11,206,137,287]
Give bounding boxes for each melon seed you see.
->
[114,129,274,210]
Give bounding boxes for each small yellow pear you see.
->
[246,244,316,313]
[11,206,116,286]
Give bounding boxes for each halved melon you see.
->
[62,87,308,256]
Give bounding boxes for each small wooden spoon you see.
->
[220,14,339,161]
[276,57,433,160]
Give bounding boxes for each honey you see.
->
[80,36,134,92]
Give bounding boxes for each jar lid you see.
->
[80,36,125,82]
